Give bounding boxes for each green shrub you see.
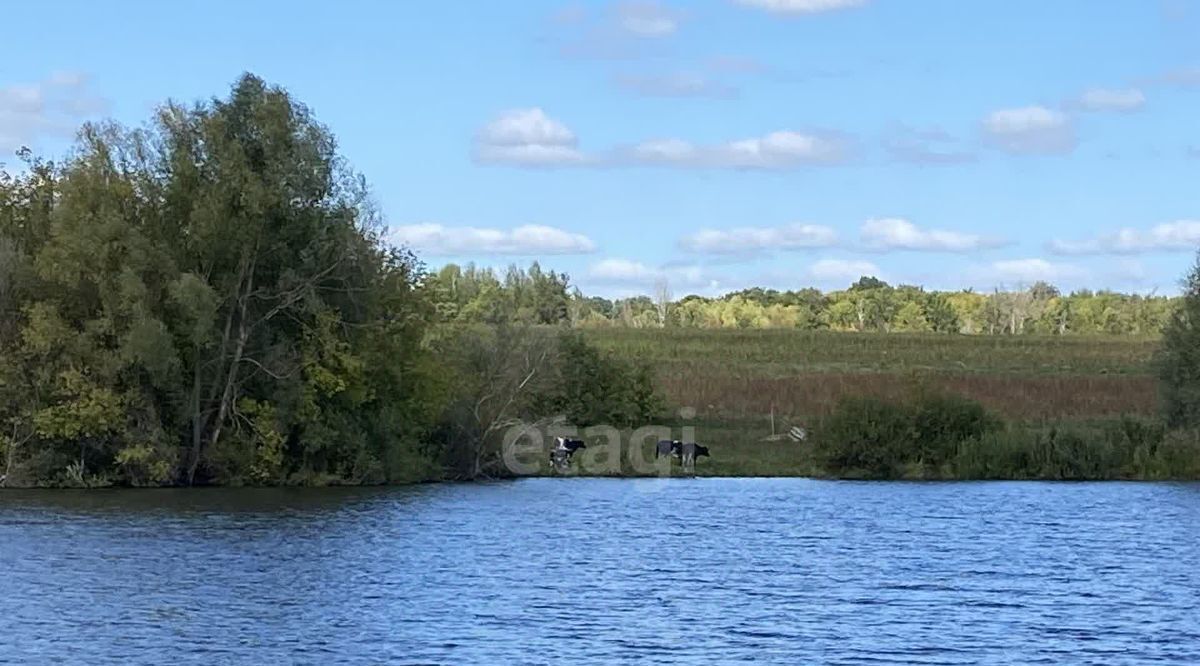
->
[911,393,1002,465]
[816,393,1000,478]
[1028,427,1117,480]
[952,429,1033,479]
[535,331,664,427]
[1147,429,1200,479]
[817,396,913,477]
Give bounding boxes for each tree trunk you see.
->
[188,340,203,481]
[2,424,17,487]
[187,254,255,485]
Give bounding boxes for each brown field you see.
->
[585,328,1162,425]
[657,371,1159,423]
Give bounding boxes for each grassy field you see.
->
[548,329,1167,478]
[586,328,1161,423]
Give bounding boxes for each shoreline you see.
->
[5,471,1199,490]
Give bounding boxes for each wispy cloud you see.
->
[971,258,1086,286]
[981,105,1076,155]
[883,125,975,165]
[613,72,737,98]
[0,71,106,152]
[1109,258,1149,286]
[549,1,682,59]
[733,0,868,15]
[808,258,881,283]
[1049,220,1200,254]
[615,1,682,36]
[860,218,1006,252]
[1158,65,1200,87]
[1161,0,1192,22]
[473,108,587,166]
[1071,87,1146,113]
[625,130,854,168]
[587,257,717,289]
[707,55,767,74]
[680,223,838,254]
[390,223,597,255]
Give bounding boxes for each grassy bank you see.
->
[523,416,1200,481]
[517,329,1190,481]
[585,328,1161,424]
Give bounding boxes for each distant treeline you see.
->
[428,264,1175,336]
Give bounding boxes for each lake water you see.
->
[2,479,1199,664]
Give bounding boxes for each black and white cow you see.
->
[655,439,682,459]
[549,437,587,469]
[655,440,709,468]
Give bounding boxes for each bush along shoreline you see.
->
[810,395,1200,481]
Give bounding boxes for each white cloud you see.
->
[614,72,736,98]
[733,0,867,14]
[474,111,853,169]
[627,130,852,168]
[1049,220,1200,254]
[860,218,1006,252]
[390,223,597,255]
[474,108,586,166]
[976,258,1085,285]
[478,128,854,169]
[0,71,105,152]
[587,258,717,288]
[808,258,881,283]
[616,1,680,36]
[883,126,975,165]
[680,223,837,254]
[981,105,1076,155]
[1075,87,1146,112]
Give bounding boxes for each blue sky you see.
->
[3,0,1199,297]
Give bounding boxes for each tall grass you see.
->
[585,328,1160,422]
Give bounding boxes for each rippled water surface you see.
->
[3,479,1200,664]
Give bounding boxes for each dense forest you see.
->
[2,75,1199,487]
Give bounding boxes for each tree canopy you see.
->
[0,75,442,486]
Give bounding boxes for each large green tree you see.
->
[0,74,443,486]
[1161,254,1200,428]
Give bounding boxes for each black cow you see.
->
[680,442,710,468]
[655,439,682,459]
[549,437,587,469]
